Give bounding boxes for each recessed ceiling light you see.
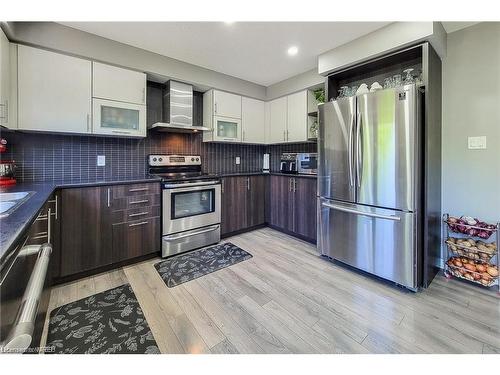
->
[287,46,298,56]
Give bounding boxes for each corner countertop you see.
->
[220,172,317,179]
[0,175,162,268]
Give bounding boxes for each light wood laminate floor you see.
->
[41,228,500,354]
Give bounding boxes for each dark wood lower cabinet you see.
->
[269,175,317,242]
[293,177,318,240]
[60,186,113,277]
[269,175,294,232]
[59,182,160,279]
[112,217,160,263]
[247,175,266,228]
[221,176,248,235]
[221,175,266,236]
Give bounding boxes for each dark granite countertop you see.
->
[0,181,57,267]
[220,171,317,179]
[0,176,162,268]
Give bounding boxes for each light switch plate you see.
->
[235,157,241,165]
[468,136,487,150]
[97,155,106,166]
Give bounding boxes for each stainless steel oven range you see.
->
[148,155,221,257]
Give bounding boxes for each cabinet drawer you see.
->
[112,205,160,224]
[113,193,161,210]
[112,216,160,263]
[112,182,160,198]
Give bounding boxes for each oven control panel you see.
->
[149,155,201,166]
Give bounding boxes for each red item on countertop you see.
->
[0,177,16,186]
[0,138,6,153]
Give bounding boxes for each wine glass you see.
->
[403,68,414,85]
[338,86,348,99]
[383,78,393,89]
[393,74,402,87]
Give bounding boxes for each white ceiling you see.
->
[60,22,391,86]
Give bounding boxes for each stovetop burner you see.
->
[148,154,219,184]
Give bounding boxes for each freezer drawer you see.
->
[318,198,417,289]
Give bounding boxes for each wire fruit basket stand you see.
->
[443,214,499,294]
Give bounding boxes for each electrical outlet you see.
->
[235,157,241,165]
[468,136,487,150]
[97,155,106,166]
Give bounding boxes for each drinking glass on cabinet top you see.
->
[403,68,415,85]
[383,77,393,89]
[393,74,402,87]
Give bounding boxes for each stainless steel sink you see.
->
[0,191,35,217]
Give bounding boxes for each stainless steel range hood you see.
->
[150,80,210,133]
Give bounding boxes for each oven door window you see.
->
[171,188,215,219]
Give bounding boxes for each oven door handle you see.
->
[2,243,52,353]
[163,225,220,241]
[163,180,220,189]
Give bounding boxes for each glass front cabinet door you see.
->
[92,98,146,137]
[213,115,241,142]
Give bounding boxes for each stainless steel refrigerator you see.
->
[318,84,422,290]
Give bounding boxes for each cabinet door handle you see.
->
[242,130,245,141]
[247,177,250,190]
[129,187,149,192]
[107,188,111,207]
[129,211,149,218]
[130,199,149,205]
[86,113,90,132]
[214,102,218,114]
[129,221,148,227]
[221,180,224,193]
[283,130,286,141]
[289,178,292,192]
[293,178,297,192]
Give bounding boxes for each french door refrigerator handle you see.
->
[348,112,354,187]
[321,202,401,221]
[356,111,362,188]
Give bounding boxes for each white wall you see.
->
[266,68,324,100]
[318,22,446,76]
[442,22,500,222]
[4,22,266,100]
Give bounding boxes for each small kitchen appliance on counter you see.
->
[279,153,298,174]
[148,155,221,258]
[280,152,317,175]
[0,139,17,186]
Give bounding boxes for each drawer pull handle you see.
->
[129,188,149,192]
[130,200,149,205]
[129,221,148,227]
[129,211,149,218]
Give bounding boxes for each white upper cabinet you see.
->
[241,97,265,144]
[203,89,243,143]
[213,90,241,119]
[268,96,288,143]
[92,62,146,105]
[0,28,13,128]
[286,90,308,142]
[267,90,310,144]
[17,45,92,134]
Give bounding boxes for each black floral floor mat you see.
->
[155,242,253,288]
[46,284,160,354]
